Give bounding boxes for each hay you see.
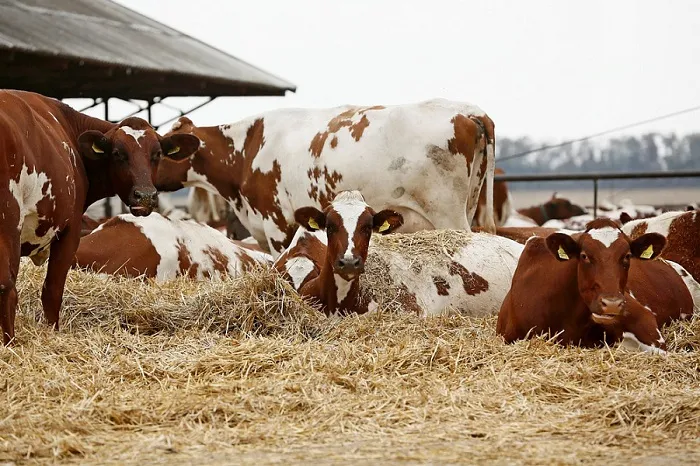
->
[2,260,700,464]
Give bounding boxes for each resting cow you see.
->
[156,98,497,257]
[0,90,199,344]
[517,194,587,226]
[497,219,696,353]
[622,210,700,283]
[74,213,272,282]
[275,190,523,317]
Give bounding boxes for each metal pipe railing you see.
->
[494,170,700,218]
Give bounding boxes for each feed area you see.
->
[2,253,699,464]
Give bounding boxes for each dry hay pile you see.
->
[361,230,476,312]
[1,260,700,465]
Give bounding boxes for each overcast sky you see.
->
[106,0,700,141]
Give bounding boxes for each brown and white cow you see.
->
[74,213,272,282]
[0,90,199,343]
[497,219,696,353]
[622,210,700,284]
[474,167,511,227]
[517,194,587,226]
[275,190,524,317]
[156,98,497,258]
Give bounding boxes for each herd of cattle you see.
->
[2,90,698,356]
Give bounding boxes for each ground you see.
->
[1,263,700,465]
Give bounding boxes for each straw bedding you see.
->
[2,258,700,465]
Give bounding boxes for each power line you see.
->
[497,104,700,162]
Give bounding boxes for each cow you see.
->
[73,213,272,282]
[274,190,523,317]
[474,167,512,227]
[0,90,200,344]
[489,226,569,245]
[497,219,696,353]
[155,98,497,258]
[622,210,700,284]
[517,194,587,226]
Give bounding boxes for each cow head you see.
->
[294,191,403,279]
[77,117,200,216]
[545,218,665,322]
[155,117,203,192]
[542,194,587,220]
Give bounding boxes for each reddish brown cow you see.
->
[517,194,587,226]
[497,219,694,352]
[622,210,700,284]
[474,167,511,227]
[0,90,199,343]
[274,190,403,315]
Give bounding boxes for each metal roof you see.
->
[0,0,296,100]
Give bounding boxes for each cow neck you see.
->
[312,255,363,316]
[189,125,242,201]
[56,102,121,206]
[517,205,547,225]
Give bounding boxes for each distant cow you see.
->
[622,210,700,284]
[517,194,587,226]
[74,213,272,282]
[156,98,497,258]
[275,190,523,317]
[497,219,696,353]
[474,167,511,227]
[0,90,199,344]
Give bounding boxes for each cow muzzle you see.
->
[129,188,158,216]
[590,294,625,324]
[334,255,365,279]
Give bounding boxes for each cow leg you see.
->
[41,219,81,329]
[0,237,20,345]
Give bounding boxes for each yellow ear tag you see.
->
[557,245,569,260]
[308,218,320,230]
[377,220,391,233]
[167,146,180,155]
[91,143,104,154]
[640,244,654,259]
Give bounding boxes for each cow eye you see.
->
[112,149,126,161]
[152,150,163,161]
[326,224,337,234]
[580,252,590,262]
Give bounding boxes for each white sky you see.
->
[101,0,700,141]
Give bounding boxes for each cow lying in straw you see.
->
[497,219,698,353]
[74,213,272,282]
[274,190,523,316]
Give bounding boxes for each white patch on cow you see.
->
[621,210,685,239]
[367,300,379,314]
[184,168,220,196]
[620,332,667,355]
[285,256,316,290]
[331,190,368,259]
[334,274,354,303]
[8,164,58,253]
[656,329,665,345]
[588,227,621,248]
[170,120,183,131]
[113,213,272,282]
[120,126,146,146]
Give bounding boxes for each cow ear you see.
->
[294,207,325,231]
[373,209,403,235]
[78,130,110,160]
[619,212,633,225]
[161,134,201,161]
[545,232,580,261]
[630,233,665,260]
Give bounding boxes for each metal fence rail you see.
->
[494,169,700,218]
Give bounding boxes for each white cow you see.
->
[155,98,497,258]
